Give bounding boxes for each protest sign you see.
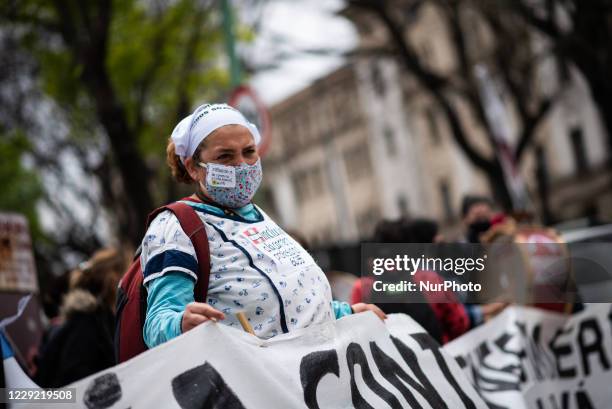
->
[0,214,43,365]
[444,304,612,408]
[0,213,38,293]
[20,312,486,408]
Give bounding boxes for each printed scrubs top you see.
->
[141,200,336,342]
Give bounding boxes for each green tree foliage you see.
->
[1,0,236,258]
[0,131,44,240]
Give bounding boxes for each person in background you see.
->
[40,270,71,324]
[351,218,471,344]
[458,195,507,326]
[30,270,71,377]
[460,195,494,243]
[35,248,125,387]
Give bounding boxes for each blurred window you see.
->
[356,206,381,239]
[397,195,409,217]
[426,107,441,145]
[439,180,454,221]
[569,126,588,173]
[291,117,303,147]
[335,89,350,130]
[383,126,396,157]
[419,41,433,68]
[292,165,326,203]
[370,62,386,96]
[343,143,372,181]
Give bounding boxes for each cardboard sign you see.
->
[0,213,38,293]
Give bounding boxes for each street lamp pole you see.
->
[221,0,242,87]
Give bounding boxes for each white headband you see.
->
[171,103,261,162]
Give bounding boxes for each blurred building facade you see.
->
[260,59,488,245]
[537,68,612,226]
[260,2,612,246]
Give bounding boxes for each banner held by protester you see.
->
[18,312,486,408]
[444,304,612,408]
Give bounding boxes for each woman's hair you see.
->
[402,219,438,244]
[69,248,126,310]
[372,218,438,243]
[166,138,208,184]
[372,219,405,243]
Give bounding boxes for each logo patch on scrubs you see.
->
[242,223,315,268]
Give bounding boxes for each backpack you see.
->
[114,201,210,363]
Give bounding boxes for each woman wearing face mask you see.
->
[142,103,385,347]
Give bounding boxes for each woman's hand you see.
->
[351,303,387,321]
[481,301,509,322]
[181,302,225,333]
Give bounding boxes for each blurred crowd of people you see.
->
[332,194,510,345]
[33,249,127,387]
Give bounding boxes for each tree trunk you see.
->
[82,62,154,246]
[535,145,554,224]
[51,0,155,246]
[485,161,514,212]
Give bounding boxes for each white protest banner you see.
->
[21,312,486,408]
[443,304,612,409]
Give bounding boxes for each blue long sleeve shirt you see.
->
[144,273,353,348]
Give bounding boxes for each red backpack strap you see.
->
[145,202,210,302]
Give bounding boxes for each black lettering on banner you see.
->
[493,331,526,383]
[534,391,569,409]
[467,363,512,409]
[171,362,246,409]
[495,322,556,385]
[83,373,122,409]
[534,381,595,409]
[515,322,539,382]
[472,342,519,393]
[369,340,445,408]
[549,326,576,378]
[455,355,468,370]
[578,318,610,377]
[455,343,514,409]
[575,382,595,409]
[559,391,571,409]
[346,342,404,409]
[519,322,556,381]
[300,349,340,409]
[410,334,478,409]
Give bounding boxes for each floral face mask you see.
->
[198,159,263,208]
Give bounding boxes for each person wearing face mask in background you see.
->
[350,218,471,344]
[455,195,508,326]
[460,195,494,244]
[141,103,385,348]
